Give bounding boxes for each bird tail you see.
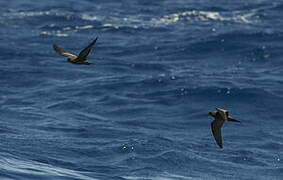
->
[228,117,240,122]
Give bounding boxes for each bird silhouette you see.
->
[53,37,98,65]
[209,108,240,148]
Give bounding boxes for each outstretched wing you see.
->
[53,44,77,60]
[77,37,98,61]
[211,118,224,148]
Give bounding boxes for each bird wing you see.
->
[77,37,98,61]
[211,118,224,148]
[53,44,77,60]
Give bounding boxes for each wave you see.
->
[0,152,96,180]
[151,10,257,25]
[0,8,260,38]
[1,2,283,180]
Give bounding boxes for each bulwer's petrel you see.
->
[53,37,98,65]
[209,108,240,148]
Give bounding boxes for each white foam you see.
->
[75,25,94,30]
[2,10,69,19]
[151,10,256,25]
[81,14,98,21]
[40,31,68,37]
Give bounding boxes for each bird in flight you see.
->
[209,108,240,148]
[53,37,98,65]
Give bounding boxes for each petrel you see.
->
[209,108,240,148]
[53,37,98,65]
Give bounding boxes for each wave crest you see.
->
[151,10,257,25]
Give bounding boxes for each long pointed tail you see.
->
[228,117,240,123]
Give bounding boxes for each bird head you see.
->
[208,111,214,117]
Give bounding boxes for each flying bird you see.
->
[53,37,98,65]
[209,108,240,148]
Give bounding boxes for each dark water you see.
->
[0,1,283,179]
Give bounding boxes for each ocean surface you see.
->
[0,0,283,179]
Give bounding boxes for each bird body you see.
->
[53,37,98,65]
[67,58,92,65]
[209,108,240,148]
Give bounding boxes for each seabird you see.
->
[53,37,98,65]
[209,108,240,148]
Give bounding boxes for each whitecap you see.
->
[81,14,99,21]
[151,10,256,25]
[75,25,95,30]
[2,10,70,19]
[40,31,68,37]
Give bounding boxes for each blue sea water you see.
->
[0,0,283,179]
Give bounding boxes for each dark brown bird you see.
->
[53,37,98,65]
[209,108,240,148]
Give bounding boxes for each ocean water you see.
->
[0,0,283,179]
